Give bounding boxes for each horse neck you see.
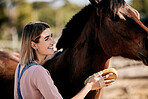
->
[48,8,111,80]
[71,43,110,78]
[69,12,111,78]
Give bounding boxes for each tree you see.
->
[54,1,83,37]
[0,1,8,40]
[0,0,85,51]
[16,0,36,36]
[32,1,83,37]
[33,2,56,27]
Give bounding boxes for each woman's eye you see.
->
[45,38,49,41]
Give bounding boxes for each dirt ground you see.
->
[100,57,148,99]
[101,78,148,99]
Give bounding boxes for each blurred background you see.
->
[0,0,148,51]
[0,0,148,98]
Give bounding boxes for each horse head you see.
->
[89,0,148,65]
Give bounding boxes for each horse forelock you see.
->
[99,0,125,16]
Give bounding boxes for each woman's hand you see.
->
[86,72,115,90]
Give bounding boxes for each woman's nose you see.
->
[51,38,56,45]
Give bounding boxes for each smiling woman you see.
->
[19,22,51,65]
[31,28,55,64]
[14,22,63,99]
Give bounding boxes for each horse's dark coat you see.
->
[0,0,148,99]
[44,0,148,98]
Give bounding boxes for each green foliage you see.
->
[37,5,56,27]
[141,17,148,27]
[58,1,83,24]
[34,1,83,37]
[130,0,143,12]
[130,0,148,27]
[16,1,37,34]
[143,0,148,16]
[0,0,84,40]
[131,0,148,16]
[32,2,49,9]
[52,1,83,36]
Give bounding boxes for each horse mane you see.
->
[56,4,94,50]
[56,0,125,50]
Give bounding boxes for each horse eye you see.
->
[110,15,120,21]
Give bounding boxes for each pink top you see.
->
[14,64,63,99]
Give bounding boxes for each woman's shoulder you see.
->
[30,65,46,72]
[31,65,51,83]
[31,65,50,76]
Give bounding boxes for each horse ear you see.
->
[89,0,102,6]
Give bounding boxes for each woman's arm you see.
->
[71,83,92,99]
[72,72,114,99]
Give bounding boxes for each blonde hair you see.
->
[19,22,50,65]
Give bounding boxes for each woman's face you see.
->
[33,28,55,57]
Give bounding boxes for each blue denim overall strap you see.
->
[17,62,38,99]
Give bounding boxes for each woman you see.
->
[14,22,114,99]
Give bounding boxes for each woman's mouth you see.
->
[48,47,53,49]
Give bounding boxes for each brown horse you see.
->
[0,51,19,98]
[0,0,148,98]
[44,0,148,98]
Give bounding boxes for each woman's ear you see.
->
[31,41,37,50]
